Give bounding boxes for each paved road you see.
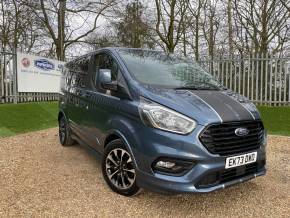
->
[0,128,289,217]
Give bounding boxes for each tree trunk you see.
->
[58,0,66,61]
[260,0,268,55]
[195,15,200,61]
[208,14,214,59]
[182,18,187,56]
[167,0,177,53]
[227,0,234,55]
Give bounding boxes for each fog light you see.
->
[156,161,176,169]
[152,157,195,175]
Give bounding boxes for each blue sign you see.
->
[57,64,64,70]
[34,59,55,71]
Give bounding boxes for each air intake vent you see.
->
[196,161,265,189]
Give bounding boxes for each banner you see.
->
[17,52,65,93]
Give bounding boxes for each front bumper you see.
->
[136,167,266,194]
[128,124,267,194]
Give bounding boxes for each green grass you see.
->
[257,106,290,137]
[0,102,289,137]
[0,101,58,137]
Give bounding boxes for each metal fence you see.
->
[0,50,59,104]
[200,54,290,106]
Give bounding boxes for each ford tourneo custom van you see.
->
[58,48,266,196]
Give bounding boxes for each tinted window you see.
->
[99,53,118,82]
[79,58,89,72]
[94,54,101,86]
[75,73,86,88]
[66,57,89,89]
[118,49,222,90]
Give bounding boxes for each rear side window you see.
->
[94,54,101,86]
[67,57,90,89]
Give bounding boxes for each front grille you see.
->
[199,121,264,156]
[197,161,265,189]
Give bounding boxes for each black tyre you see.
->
[58,115,75,146]
[102,139,140,196]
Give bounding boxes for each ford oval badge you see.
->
[235,128,250,137]
[34,59,55,71]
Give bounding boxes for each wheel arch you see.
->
[103,130,139,170]
[58,109,67,121]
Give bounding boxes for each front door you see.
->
[81,52,126,153]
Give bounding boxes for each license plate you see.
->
[225,152,257,169]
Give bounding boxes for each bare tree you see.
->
[202,0,221,59]
[86,28,117,50]
[27,0,117,60]
[280,0,290,13]
[2,0,290,60]
[154,0,190,53]
[227,0,234,55]
[234,0,290,55]
[188,0,205,60]
[0,0,40,52]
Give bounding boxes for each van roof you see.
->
[67,47,164,64]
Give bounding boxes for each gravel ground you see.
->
[0,128,289,218]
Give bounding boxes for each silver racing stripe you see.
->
[188,91,223,123]
[228,98,255,120]
[191,90,254,122]
[222,91,256,120]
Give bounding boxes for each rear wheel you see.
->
[102,139,140,196]
[58,115,75,146]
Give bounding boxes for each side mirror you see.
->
[99,69,117,91]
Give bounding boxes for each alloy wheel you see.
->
[105,148,136,189]
[59,117,66,144]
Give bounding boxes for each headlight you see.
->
[139,97,197,134]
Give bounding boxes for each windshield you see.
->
[118,49,223,90]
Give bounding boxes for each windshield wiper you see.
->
[174,81,224,91]
[174,86,218,90]
[174,86,200,90]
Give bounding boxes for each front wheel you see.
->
[58,115,75,146]
[102,139,140,196]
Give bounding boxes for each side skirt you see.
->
[71,134,103,161]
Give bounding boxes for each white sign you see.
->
[17,52,65,93]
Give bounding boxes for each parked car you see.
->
[58,48,267,196]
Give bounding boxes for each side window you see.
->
[68,72,77,94]
[73,57,89,89]
[94,54,101,86]
[99,53,118,82]
[75,73,86,88]
[79,57,89,73]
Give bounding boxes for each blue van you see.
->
[58,48,266,196]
